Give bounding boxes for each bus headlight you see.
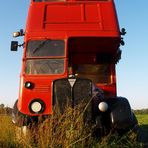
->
[29,99,45,114]
[25,81,34,89]
[98,102,108,112]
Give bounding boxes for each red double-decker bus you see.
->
[11,0,137,136]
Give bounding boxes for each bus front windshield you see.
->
[25,40,65,75]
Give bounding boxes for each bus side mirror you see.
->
[11,41,18,51]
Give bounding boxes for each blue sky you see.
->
[0,0,148,109]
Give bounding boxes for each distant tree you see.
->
[0,104,4,108]
[5,107,12,115]
[0,104,5,114]
[0,104,12,115]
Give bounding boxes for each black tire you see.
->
[108,97,138,134]
[12,100,29,126]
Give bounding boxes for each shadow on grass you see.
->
[137,124,148,147]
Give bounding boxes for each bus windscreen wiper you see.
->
[33,40,49,54]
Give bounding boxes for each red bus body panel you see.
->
[18,0,120,115]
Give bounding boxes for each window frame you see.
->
[24,39,66,76]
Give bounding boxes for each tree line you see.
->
[0,104,12,115]
[133,108,148,114]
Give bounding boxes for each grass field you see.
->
[0,112,148,148]
[136,114,148,146]
[136,114,148,125]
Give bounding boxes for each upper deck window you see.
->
[26,40,65,57]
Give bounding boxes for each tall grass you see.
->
[28,103,93,147]
[0,115,21,147]
[0,105,147,147]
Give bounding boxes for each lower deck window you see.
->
[74,64,111,84]
[26,59,64,75]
